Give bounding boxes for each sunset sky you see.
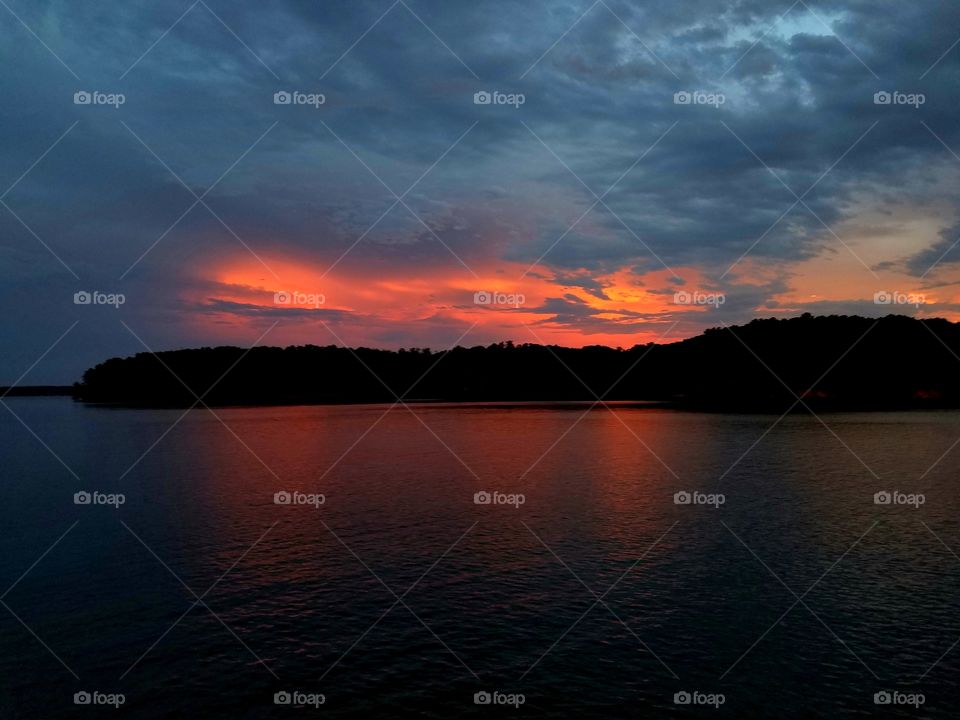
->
[3,0,960,382]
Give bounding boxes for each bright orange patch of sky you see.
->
[191,254,705,348]
[188,244,960,351]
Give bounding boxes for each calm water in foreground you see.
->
[2,398,960,718]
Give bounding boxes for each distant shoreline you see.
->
[11,394,960,414]
[68,399,960,413]
[0,385,74,397]
[7,390,960,414]
[59,314,960,413]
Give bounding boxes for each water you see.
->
[2,398,959,717]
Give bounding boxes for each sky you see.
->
[2,0,960,383]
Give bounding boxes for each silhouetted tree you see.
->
[73,315,960,411]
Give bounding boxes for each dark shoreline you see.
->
[58,396,960,413]
[0,385,74,397]
[32,314,960,413]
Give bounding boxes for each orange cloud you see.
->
[184,251,694,348]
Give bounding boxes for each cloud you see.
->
[3,0,960,381]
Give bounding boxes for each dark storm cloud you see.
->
[200,298,355,321]
[904,219,960,277]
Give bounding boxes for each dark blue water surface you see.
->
[2,398,960,718]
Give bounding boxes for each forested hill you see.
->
[73,314,960,410]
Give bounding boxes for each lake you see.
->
[1,398,959,717]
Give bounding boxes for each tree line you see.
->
[73,314,960,410]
